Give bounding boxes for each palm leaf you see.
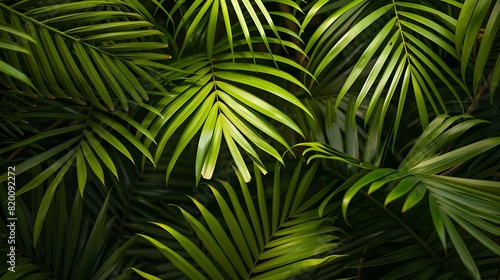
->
[144,46,313,184]
[0,104,155,232]
[135,160,346,279]
[0,1,169,111]
[0,184,135,280]
[170,0,297,59]
[0,89,37,138]
[304,1,470,144]
[326,115,500,280]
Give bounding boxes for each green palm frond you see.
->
[0,89,36,139]
[0,104,154,243]
[134,160,346,280]
[169,0,301,59]
[334,115,500,280]
[145,46,313,184]
[0,187,134,280]
[299,114,500,279]
[140,1,312,184]
[1,1,499,279]
[0,17,37,138]
[312,197,498,280]
[304,0,470,141]
[99,149,199,280]
[294,95,390,170]
[0,1,169,111]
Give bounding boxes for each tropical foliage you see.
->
[0,0,499,279]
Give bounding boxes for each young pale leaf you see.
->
[402,183,427,212]
[201,115,223,180]
[166,93,214,184]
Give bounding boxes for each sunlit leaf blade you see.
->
[0,2,168,112]
[385,176,420,205]
[410,137,500,174]
[0,59,35,88]
[216,81,304,137]
[129,268,161,280]
[402,183,427,213]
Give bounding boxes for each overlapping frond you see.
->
[0,1,169,111]
[303,114,500,280]
[0,19,36,88]
[313,197,498,280]
[0,1,498,280]
[102,151,199,279]
[0,105,154,243]
[0,89,36,139]
[0,188,134,280]
[134,161,346,279]
[296,115,500,279]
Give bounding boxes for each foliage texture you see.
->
[0,0,499,280]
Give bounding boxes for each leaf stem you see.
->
[392,0,410,65]
[439,69,494,174]
[466,70,493,115]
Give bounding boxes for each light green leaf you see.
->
[402,183,427,212]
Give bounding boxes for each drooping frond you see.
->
[145,48,313,185]
[304,0,470,142]
[302,114,500,280]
